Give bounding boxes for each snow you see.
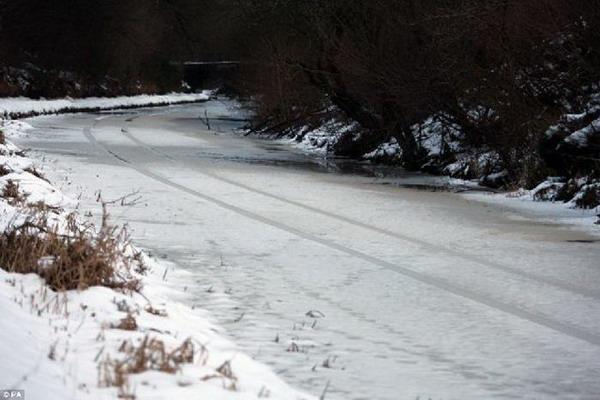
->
[0,92,212,119]
[441,150,504,181]
[546,89,600,146]
[0,266,310,400]
[363,137,401,161]
[284,119,358,156]
[564,117,600,147]
[411,114,462,158]
[0,120,34,138]
[0,171,75,209]
[11,101,600,400]
[530,178,565,201]
[0,114,312,400]
[567,183,600,210]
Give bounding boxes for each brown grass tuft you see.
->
[113,314,138,331]
[0,209,143,292]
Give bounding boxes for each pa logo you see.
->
[1,391,24,399]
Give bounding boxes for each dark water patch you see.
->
[390,183,501,194]
[93,110,136,116]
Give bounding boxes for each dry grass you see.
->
[216,360,235,380]
[201,359,238,391]
[0,209,143,292]
[99,336,195,391]
[26,200,61,213]
[112,314,138,331]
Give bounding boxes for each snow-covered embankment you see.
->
[0,92,212,119]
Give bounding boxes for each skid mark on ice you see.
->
[82,120,600,348]
[118,125,600,301]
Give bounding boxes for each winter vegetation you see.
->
[221,1,600,214]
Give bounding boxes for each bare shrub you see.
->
[0,210,143,292]
[0,130,5,145]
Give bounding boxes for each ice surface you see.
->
[10,100,600,400]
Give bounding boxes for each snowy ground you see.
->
[0,106,311,400]
[0,92,211,119]
[6,99,600,400]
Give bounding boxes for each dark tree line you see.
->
[1,0,599,185]
[0,0,224,95]
[223,0,600,185]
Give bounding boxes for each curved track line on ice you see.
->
[82,119,600,347]
[117,122,600,301]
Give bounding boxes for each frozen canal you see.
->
[16,100,600,400]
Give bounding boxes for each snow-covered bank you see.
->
[0,119,310,399]
[275,118,600,228]
[0,92,211,119]
[0,267,310,400]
